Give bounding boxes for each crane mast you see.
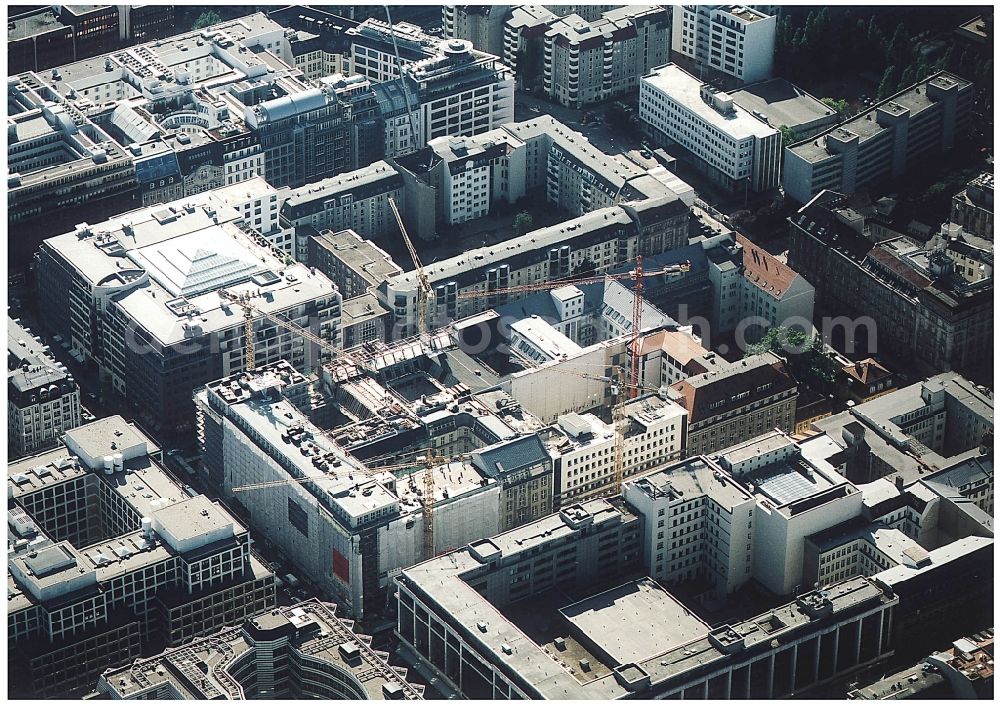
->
[629,255,644,399]
[388,196,431,338]
[456,260,690,300]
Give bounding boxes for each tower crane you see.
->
[388,196,432,339]
[455,259,691,300]
[218,289,349,373]
[513,358,663,497]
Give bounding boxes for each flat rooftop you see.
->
[642,64,777,140]
[731,79,837,131]
[8,317,70,393]
[788,72,972,163]
[628,456,754,510]
[560,578,710,666]
[43,199,338,347]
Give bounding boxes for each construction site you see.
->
[191,211,694,623]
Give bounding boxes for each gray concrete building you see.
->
[395,498,898,698]
[8,316,82,458]
[34,188,342,435]
[95,600,424,699]
[784,73,973,204]
[8,417,274,698]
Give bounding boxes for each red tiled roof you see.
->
[636,330,707,365]
[843,358,892,385]
[736,233,798,298]
[669,355,797,423]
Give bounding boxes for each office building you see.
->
[542,393,688,507]
[714,431,863,596]
[44,5,118,60]
[279,160,405,253]
[640,63,782,194]
[8,317,82,458]
[383,117,689,337]
[345,17,441,83]
[268,6,356,80]
[541,6,672,109]
[443,5,513,57]
[96,599,423,700]
[405,39,515,149]
[34,187,342,434]
[623,455,756,597]
[8,417,275,698]
[731,78,840,139]
[340,293,393,351]
[95,600,424,699]
[8,75,138,226]
[194,361,542,619]
[8,8,76,73]
[395,500,897,698]
[811,373,994,485]
[784,73,973,205]
[789,191,993,373]
[672,5,777,84]
[306,229,403,301]
[246,73,385,189]
[871,535,993,660]
[950,172,994,240]
[668,352,798,457]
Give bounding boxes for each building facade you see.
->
[672,5,777,84]
[542,6,672,108]
[8,417,275,698]
[34,188,342,434]
[640,63,782,194]
[8,317,82,458]
[396,501,898,698]
[789,191,992,373]
[784,73,973,204]
[669,352,798,457]
[624,456,756,597]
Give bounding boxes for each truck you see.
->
[283,573,301,589]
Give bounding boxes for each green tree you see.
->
[778,125,799,147]
[193,10,222,29]
[886,22,910,66]
[938,46,955,72]
[877,65,899,99]
[821,98,849,116]
[746,327,839,391]
[898,65,917,90]
[513,211,534,236]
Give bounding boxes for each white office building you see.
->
[624,455,756,597]
[672,5,776,84]
[715,431,864,596]
[640,64,781,194]
[542,393,687,506]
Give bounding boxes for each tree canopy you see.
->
[745,327,839,392]
[193,10,223,29]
